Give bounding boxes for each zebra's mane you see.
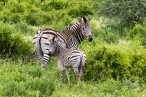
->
[66,22,84,43]
[57,20,85,48]
[44,28,58,32]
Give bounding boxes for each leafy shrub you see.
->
[94,28,120,44]
[91,18,135,44]
[13,21,36,36]
[83,40,146,83]
[98,0,146,23]
[68,1,94,18]
[23,8,41,25]
[0,63,55,97]
[0,22,33,57]
[40,0,66,11]
[0,0,95,25]
[0,9,11,23]
[127,22,146,46]
[48,0,66,10]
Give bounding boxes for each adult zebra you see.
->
[30,16,92,68]
[30,28,57,68]
[66,16,93,48]
[54,39,86,86]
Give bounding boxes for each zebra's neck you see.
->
[57,29,72,45]
[56,22,85,49]
[68,22,84,44]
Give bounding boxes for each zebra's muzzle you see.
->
[48,52,52,56]
[88,35,93,42]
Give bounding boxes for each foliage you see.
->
[0,59,55,97]
[0,22,33,57]
[0,0,94,26]
[93,28,120,44]
[0,58,146,97]
[98,0,146,23]
[83,40,146,82]
[91,18,134,44]
[68,1,94,18]
[12,21,37,36]
[127,21,146,46]
[1,0,146,96]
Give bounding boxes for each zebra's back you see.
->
[62,48,86,68]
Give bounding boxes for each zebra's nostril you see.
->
[88,35,93,42]
[48,52,52,56]
[89,37,93,42]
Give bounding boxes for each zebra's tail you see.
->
[81,53,86,73]
[27,50,37,62]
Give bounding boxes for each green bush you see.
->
[0,63,55,97]
[0,0,95,26]
[94,28,120,44]
[13,21,36,36]
[0,22,33,57]
[48,0,66,10]
[91,18,135,44]
[98,0,146,23]
[127,22,146,46]
[83,40,146,83]
[68,1,94,18]
[40,0,67,11]
[0,9,11,23]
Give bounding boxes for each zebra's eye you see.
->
[82,27,85,31]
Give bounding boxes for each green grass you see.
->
[1,0,146,96]
[0,58,146,97]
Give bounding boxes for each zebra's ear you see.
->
[79,17,84,24]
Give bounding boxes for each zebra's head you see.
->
[79,16,93,42]
[47,35,57,55]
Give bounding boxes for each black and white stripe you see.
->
[54,43,86,86]
[29,17,92,68]
[30,28,57,68]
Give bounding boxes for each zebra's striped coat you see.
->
[31,29,57,68]
[30,16,92,68]
[54,40,86,86]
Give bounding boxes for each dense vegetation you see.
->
[1,0,146,96]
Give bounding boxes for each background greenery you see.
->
[1,0,146,96]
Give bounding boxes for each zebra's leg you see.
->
[41,53,51,68]
[37,54,43,67]
[40,37,55,68]
[66,67,71,86]
[79,67,83,81]
[79,54,86,81]
[73,58,81,81]
[73,66,80,81]
[58,61,63,87]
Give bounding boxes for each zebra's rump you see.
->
[61,48,86,67]
[33,28,57,43]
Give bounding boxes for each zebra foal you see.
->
[55,39,86,86]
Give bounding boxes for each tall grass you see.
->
[0,58,146,97]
